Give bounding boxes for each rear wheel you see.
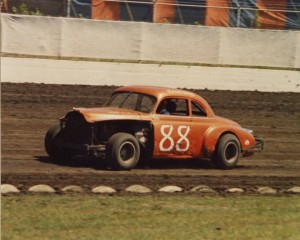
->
[212,134,241,169]
[106,133,140,170]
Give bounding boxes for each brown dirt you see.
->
[1,83,300,192]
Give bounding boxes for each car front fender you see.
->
[202,126,256,158]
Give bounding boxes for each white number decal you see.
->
[176,126,190,152]
[159,125,190,152]
[159,125,174,151]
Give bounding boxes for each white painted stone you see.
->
[158,186,183,193]
[29,184,56,193]
[226,188,245,193]
[61,185,84,193]
[125,185,152,193]
[1,184,20,194]
[92,186,116,194]
[257,187,277,194]
[190,185,216,193]
[286,186,300,194]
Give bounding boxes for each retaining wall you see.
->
[1,14,300,68]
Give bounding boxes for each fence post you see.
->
[67,0,71,17]
[236,2,241,27]
[153,0,156,23]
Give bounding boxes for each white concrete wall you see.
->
[219,28,299,69]
[2,57,299,92]
[1,14,300,69]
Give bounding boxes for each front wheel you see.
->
[44,124,61,159]
[212,134,241,169]
[44,124,73,162]
[106,133,140,170]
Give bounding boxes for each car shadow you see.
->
[34,156,109,170]
[35,156,217,170]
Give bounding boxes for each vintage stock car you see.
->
[45,86,263,170]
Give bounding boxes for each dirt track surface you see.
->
[2,83,300,191]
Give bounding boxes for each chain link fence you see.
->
[2,0,300,29]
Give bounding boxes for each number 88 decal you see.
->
[159,125,190,152]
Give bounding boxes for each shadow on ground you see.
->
[34,156,222,170]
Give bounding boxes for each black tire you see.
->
[44,124,73,162]
[212,134,241,169]
[106,133,140,170]
[44,124,61,158]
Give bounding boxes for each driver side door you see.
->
[152,98,194,159]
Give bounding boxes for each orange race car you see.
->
[45,86,263,170]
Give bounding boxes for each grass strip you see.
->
[2,195,300,240]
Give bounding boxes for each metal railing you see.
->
[89,0,300,29]
[67,0,91,18]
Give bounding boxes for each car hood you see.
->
[71,107,149,122]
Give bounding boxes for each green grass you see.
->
[2,195,300,240]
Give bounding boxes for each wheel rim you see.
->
[119,141,135,162]
[224,142,238,164]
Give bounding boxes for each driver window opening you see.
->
[157,98,188,116]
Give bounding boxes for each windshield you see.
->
[105,92,157,114]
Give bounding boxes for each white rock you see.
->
[29,184,56,193]
[190,185,216,193]
[125,185,152,193]
[257,187,277,194]
[158,186,183,193]
[1,184,20,194]
[61,185,84,193]
[226,188,244,193]
[286,186,300,194]
[92,186,116,194]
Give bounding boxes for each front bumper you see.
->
[243,139,264,153]
[55,139,106,155]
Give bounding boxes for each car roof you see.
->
[115,85,201,100]
[115,85,215,117]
